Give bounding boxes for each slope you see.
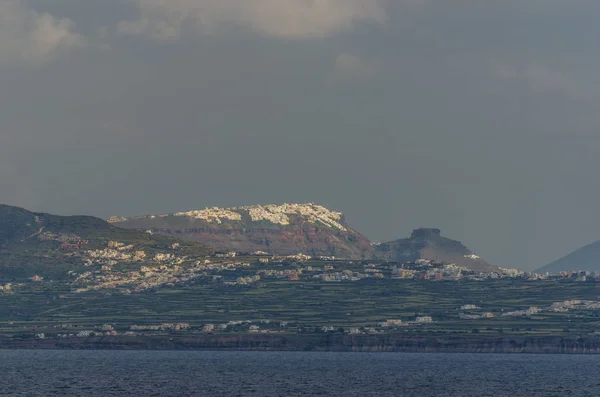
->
[108,203,374,259]
[373,228,498,272]
[536,241,600,273]
[0,204,211,281]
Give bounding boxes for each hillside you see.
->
[108,203,374,259]
[0,204,211,281]
[5,205,600,352]
[373,228,498,272]
[536,241,600,273]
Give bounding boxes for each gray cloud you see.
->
[2,0,600,271]
[487,61,600,102]
[328,53,381,84]
[0,0,85,63]
[118,0,387,39]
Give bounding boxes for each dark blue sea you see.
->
[0,350,599,396]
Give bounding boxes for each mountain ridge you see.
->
[109,203,498,271]
[0,202,501,275]
[536,240,600,273]
[108,203,375,259]
[374,228,499,273]
[0,204,211,281]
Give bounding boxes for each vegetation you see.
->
[0,204,211,281]
[2,277,600,340]
[2,204,600,351]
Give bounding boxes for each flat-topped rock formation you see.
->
[373,228,498,272]
[109,203,374,259]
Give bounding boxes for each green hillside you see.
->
[0,205,211,281]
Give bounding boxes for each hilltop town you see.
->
[3,203,600,352]
[4,236,600,346]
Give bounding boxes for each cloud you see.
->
[487,61,600,101]
[333,53,380,77]
[118,0,387,40]
[0,0,85,63]
[326,53,381,86]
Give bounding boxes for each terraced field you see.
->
[2,277,600,340]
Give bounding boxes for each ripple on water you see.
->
[0,351,599,396]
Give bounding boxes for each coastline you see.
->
[3,334,600,354]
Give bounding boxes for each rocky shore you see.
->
[3,334,600,354]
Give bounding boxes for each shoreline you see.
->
[3,334,600,354]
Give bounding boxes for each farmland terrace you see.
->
[2,255,600,352]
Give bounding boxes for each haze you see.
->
[1,0,599,271]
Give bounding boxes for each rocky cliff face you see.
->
[8,334,600,354]
[109,203,374,259]
[373,228,498,272]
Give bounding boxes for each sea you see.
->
[0,350,598,396]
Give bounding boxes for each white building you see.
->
[415,316,433,323]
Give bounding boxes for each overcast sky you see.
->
[2,0,600,270]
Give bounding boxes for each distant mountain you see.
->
[0,204,211,281]
[108,203,374,259]
[536,241,600,273]
[373,228,498,272]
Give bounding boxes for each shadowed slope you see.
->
[0,204,211,280]
[374,228,498,272]
[536,241,600,273]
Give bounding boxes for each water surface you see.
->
[1,350,598,396]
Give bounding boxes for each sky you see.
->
[2,0,600,271]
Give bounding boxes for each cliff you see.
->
[4,334,600,354]
[108,203,374,259]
